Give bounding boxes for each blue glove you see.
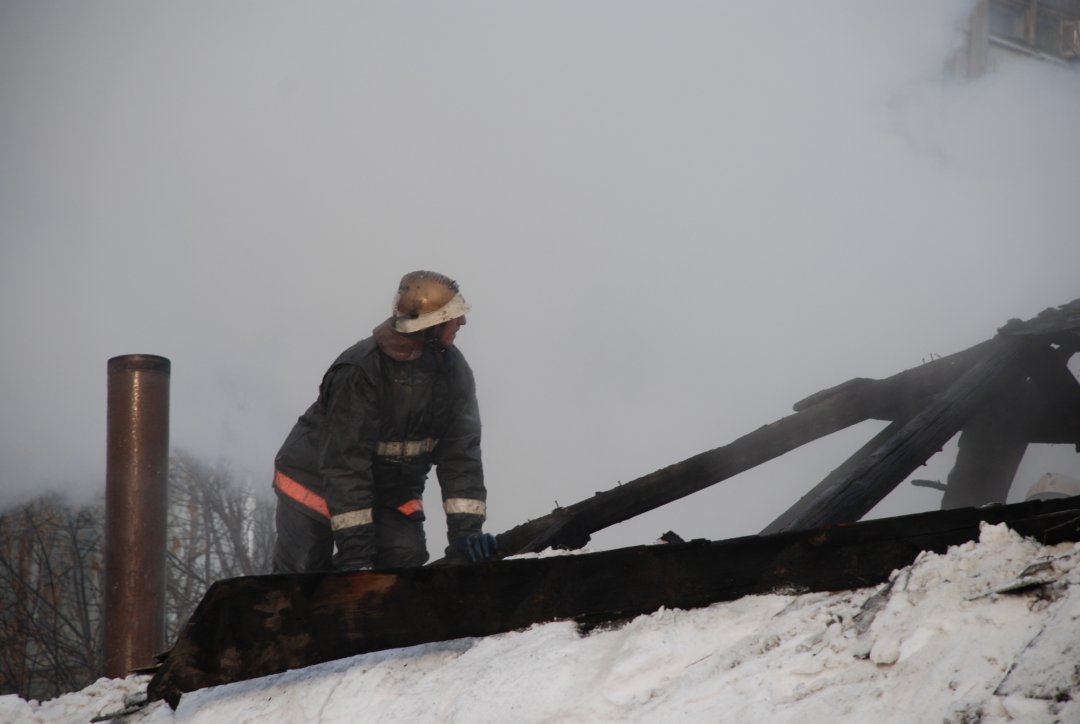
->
[453,532,499,562]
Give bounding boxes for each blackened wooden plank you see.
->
[940,373,1031,509]
[497,342,981,553]
[1017,342,1080,445]
[997,298,1080,340]
[793,339,996,420]
[495,380,876,555]
[760,419,907,535]
[762,338,1033,532]
[495,299,1080,555]
[148,495,1080,709]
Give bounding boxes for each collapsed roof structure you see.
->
[147,297,1080,708]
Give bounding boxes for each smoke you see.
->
[2,2,1078,550]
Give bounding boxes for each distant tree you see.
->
[0,494,104,701]
[0,452,275,701]
[166,452,275,633]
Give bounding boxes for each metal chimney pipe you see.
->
[104,354,170,678]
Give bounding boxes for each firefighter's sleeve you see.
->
[318,365,380,570]
[434,363,486,545]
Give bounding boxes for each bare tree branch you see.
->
[0,451,274,700]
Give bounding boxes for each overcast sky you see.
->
[2,1,1078,552]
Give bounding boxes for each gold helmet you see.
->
[392,270,471,333]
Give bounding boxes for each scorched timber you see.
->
[148,495,1080,708]
[494,297,1080,554]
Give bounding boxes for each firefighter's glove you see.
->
[336,561,372,572]
[453,532,499,563]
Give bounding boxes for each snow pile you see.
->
[0,676,148,724]
[8,523,1080,723]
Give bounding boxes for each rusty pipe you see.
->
[104,354,170,678]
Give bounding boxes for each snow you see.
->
[9,523,1080,724]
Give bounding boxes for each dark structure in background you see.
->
[989,0,1080,61]
[147,298,1080,707]
[964,0,1080,74]
[104,355,170,678]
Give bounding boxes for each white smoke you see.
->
[1,2,1077,550]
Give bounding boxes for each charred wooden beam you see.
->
[941,369,1032,509]
[997,298,1080,342]
[771,331,1080,528]
[147,495,1080,708]
[759,337,1033,533]
[797,297,1080,424]
[760,419,908,535]
[494,379,876,555]
[493,346,989,556]
[497,308,1080,554]
[938,339,1080,505]
[793,339,998,421]
[941,420,1029,509]
[494,339,1004,556]
[1017,341,1080,446]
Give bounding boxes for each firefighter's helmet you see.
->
[392,270,471,333]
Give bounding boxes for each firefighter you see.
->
[272,270,496,572]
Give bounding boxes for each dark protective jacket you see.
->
[274,319,485,567]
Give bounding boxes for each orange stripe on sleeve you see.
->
[397,498,424,516]
[274,469,331,518]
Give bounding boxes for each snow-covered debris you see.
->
[11,522,1080,724]
[1,674,148,724]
